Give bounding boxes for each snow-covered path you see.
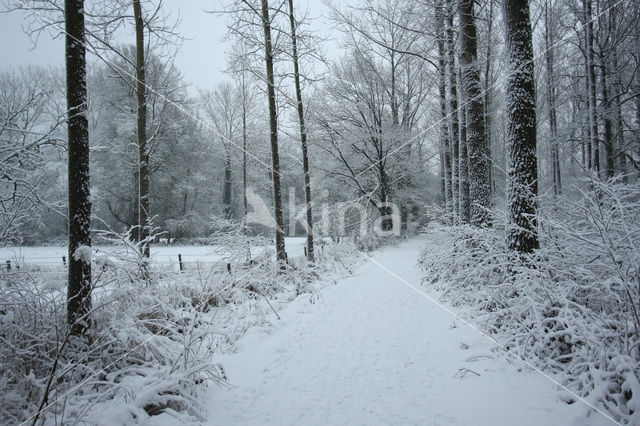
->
[206,237,609,426]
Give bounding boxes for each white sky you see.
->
[0,0,341,93]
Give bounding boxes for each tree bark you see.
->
[584,0,600,174]
[459,99,470,223]
[65,0,92,334]
[459,0,490,226]
[483,0,495,199]
[599,52,615,178]
[609,1,626,176]
[133,0,150,257]
[261,0,287,264]
[436,0,452,218]
[504,0,539,253]
[242,78,248,222]
[288,0,314,262]
[445,0,459,222]
[223,150,233,218]
[545,0,561,195]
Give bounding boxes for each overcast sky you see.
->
[0,0,340,93]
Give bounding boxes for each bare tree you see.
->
[584,0,600,173]
[201,83,243,219]
[544,0,562,195]
[133,0,150,257]
[458,0,490,226]
[65,0,92,334]
[504,0,538,253]
[445,0,459,222]
[260,0,287,263]
[436,0,452,218]
[0,68,65,245]
[287,0,314,262]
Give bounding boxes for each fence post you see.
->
[62,256,67,267]
[227,263,231,274]
[178,254,184,272]
[5,260,11,272]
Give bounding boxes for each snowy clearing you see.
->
[205,237,611,426]
[0,237,308,267]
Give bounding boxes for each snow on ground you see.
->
[205,237,612,426]
[0,237,307,267]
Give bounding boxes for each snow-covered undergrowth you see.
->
[420,178,640,424]
[0,234,360,425]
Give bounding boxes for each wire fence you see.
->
[0,249,309,277]
[0,253,239,276]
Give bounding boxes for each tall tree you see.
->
[482,0,495,198]
[65,0,92,333]
[599,48,615,178]
[445,0,459,222]
[584,0,600,174]
[133,0,150,257]
[436,0,452,218]
[544,0,561,194]
[504,0,538,253]
[287,0,314,262]
[459,98,470,223]
[202,83,242,219]
[608,0,626,176]
[458,0,490,226]
[260,0,287,263]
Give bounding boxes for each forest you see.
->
[0,0,639,424]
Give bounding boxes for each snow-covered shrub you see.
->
[420,177,640,424]
[165,212,210,241]
[0,222,362,424]
[0,264,226,424]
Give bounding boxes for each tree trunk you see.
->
[261,0,287,264]
[439,144,446,207]
[599,52,615,178]
[504,0,539,253]
[133,0,150,257]
[223,150,233,218]
[636,78,640,173]
[583,60,592,169]
[459,100,470,223]
[241,77,251,261]
[484,0,495,199]
[445,0,459,222]
[607,0,626,176]
[242,79,248,222]
[436,0,452,219]
[288,0,314,262]
[545,0,561,195]
[584,0,600,174]
[459,0,490,226]
[65,0,92,334]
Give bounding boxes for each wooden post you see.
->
[62,256,67,267]
[226,263,231,274]
[5,260,11,272]
[178,254,184,272]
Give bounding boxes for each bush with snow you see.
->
[420,177,640,424]
[0,227,359,425]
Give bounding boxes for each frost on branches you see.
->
[420,178,640,424]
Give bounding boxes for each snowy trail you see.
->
[206,237,610,426]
